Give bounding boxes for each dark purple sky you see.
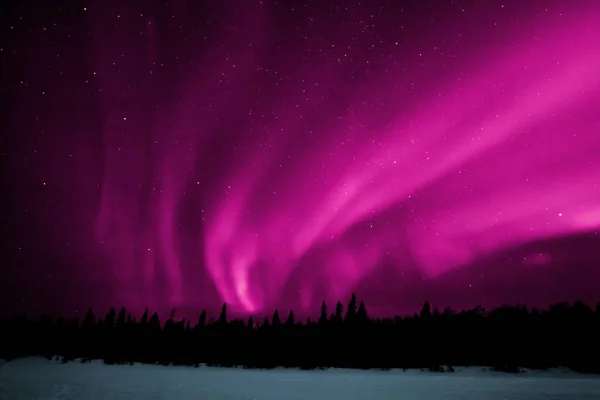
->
[1,0,599,319]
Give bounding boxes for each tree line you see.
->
[1,295,599,373]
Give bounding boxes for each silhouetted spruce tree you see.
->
[272,310,281,328]
[195,309,206,330]
[345,293,357,324]
[140,308,149,325]
[219,303,227,325]
[335,301,344,324]
[420,301,432,319]
[149,312,160,331]
[247,316,254,329]
[104,308,116,328]
[319,302,328,326]
[574,300,592,316]
[285,310,295,327]
[357,300,368,323]
[260,317,270,330]
[116,308,126,330]
[164,311,174,332]
[81,308,95,330]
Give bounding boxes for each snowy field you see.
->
[1,358,600,399]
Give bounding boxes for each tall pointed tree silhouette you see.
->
[272,310,281,329]
[335,301,344,324]
[260,317,270,330]
[140,309,149,325]
[116,307,126,330]
[357,301,368,323]
[196,309,206,330]
[285,310,295,327]
[319,301,328,326]
[219,303,227,325]
[82,308,95,330]
[149,312,161,332]
[345,293,357,324]
[420,301,432,319]
[104,308,116,329]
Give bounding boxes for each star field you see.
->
[1,0,599,318]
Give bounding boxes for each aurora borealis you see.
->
[1,0,599,318]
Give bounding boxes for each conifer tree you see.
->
[104,308,116,328]
[357,300,368,323]
[319,301,328,326]
[345,293,357,323]
[195,309,206,330]
[149,312,161,331]
[335,301,344,323]
[272,310,281,328]
[260,317,270,330]
[116,307,126,330]
[219,303,227,325]
[82,308,95,330]
[420,301,432,319]
[285,310,295,327]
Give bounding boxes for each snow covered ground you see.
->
[1,358,600,400]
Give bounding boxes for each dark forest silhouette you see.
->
[1,297,600,373]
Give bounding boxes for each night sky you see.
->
[1,0,600,319]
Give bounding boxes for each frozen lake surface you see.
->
[1,357,600,399]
